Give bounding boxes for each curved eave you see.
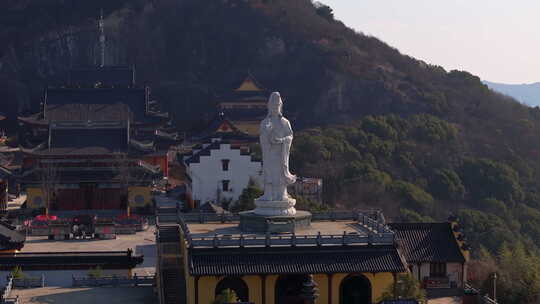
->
[18,116,48,126]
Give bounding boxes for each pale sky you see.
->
[321,0,540,84]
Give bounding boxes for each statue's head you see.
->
[268,92,283,117]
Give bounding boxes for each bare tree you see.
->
[113,152,131,214]
[113,150,156,214]
[39,159,58,216]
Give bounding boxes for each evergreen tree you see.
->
[231,179,263,212]
[213,289,238,304]
[378,273,426,303]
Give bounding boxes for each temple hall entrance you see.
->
[275,274,308,304]
[215,277,249,302]
[340,274,372,304]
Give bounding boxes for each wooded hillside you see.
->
[2,1,540,301]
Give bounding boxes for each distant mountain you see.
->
[484,80,540,106]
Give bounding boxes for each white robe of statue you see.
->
[254,92,297,216]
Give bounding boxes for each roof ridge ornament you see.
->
[98,9,106,67]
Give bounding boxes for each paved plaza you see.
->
[187,220,363,237]
[0,226,158,287]
[12,286,155,304]
[21,225,157,276]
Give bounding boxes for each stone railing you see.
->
[185,232,395,248]
[180,212,240,223]
[356,213,394,235]
[12,275,44,288]
[72,275,154,287]
[464,284,498,304]
[177,211,395,249]
[1,277,17,304]
[179,210,383,224]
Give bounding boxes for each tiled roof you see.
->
[193,114,257,142]
[0,221,25,251]
[0,251,143,270]
[184,141,260,165]
[45,88,148,122]
[21,166,158,184]
[20,128,128,156]
[0,221,26,250]
[189,245,406,276]
[18,113,48,126]
[48,128,128,155]
[219,90,269,103]
[234,74,267,91]
[195,114,246,138]
[46,103,134,121]
[388,223,465,263]
[184,142,220,165]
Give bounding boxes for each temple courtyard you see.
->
[0,226,156,287]
[11,286,155,304]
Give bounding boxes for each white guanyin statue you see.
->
[254,92,297,216]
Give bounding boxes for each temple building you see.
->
[217,74,270,135]
[389,221,469,290]
[157,212,405,304]
[155,212,471,304]
[17,66,178,212]
[182,139,262,207]
[181,114,261,207]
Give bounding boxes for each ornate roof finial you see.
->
[99,8,106,67]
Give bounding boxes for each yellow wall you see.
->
[26,187,45,209]
[187,272,396,304]
[128,186,151,207]
[198,276,220,304]
[244,276,262,304]
[331,272,395,304]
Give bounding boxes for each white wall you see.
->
[410,264,420,281]
[187,144,262,204]
[410,262,464,288]
[420,263,431,281]
[447,262,464,287]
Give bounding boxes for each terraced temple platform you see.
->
[179,211,395,248]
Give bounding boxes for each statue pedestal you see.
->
[254,198,297,216]
[239,210,312,233]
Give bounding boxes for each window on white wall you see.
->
[222,180,230,192]
[221,159,230,171]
